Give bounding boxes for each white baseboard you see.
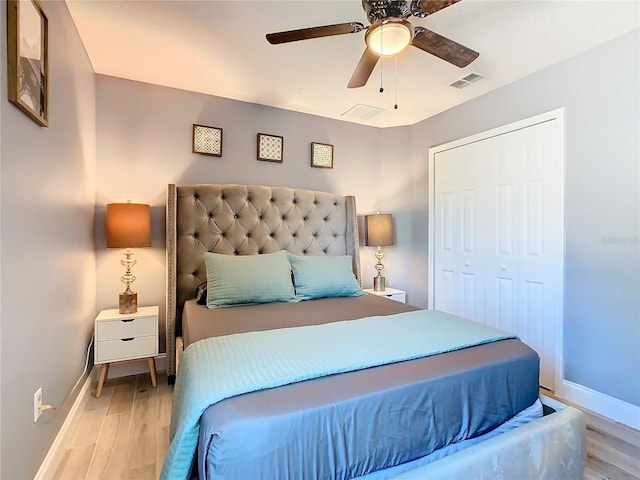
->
[558,379,640,430]
[34,367,98,480]
[34,354,168,480]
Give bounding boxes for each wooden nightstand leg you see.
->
[96,363,110,398]
[148,357,157,388]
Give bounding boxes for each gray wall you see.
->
[0,1,97,478]
[94,76,393,352]
[405,29,640,406]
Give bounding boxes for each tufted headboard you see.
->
[166,183,362,379]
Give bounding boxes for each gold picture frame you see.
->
[311,142,334,169]
[192,124,223,157]
[257,133,284,163]
[7,0,48,127]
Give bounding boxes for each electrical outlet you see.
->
[34,387,42,422]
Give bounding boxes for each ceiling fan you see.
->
[266,0,479,89]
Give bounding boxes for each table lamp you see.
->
[106,202,151,313]
[365,213,393,292]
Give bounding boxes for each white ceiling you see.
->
[66,0,640,128]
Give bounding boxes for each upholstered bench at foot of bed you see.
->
[390,395,586,480]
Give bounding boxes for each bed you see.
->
[163,183,586,480]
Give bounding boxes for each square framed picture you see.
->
[257,133,284,163]
[7,0,48,127]
[193,124,223,157]
[311,142,334,169]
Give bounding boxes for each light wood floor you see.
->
[54,373,639,480]
[53,372,172,480]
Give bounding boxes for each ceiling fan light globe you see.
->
[366,19,413,56]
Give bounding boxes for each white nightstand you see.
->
[94,306,159,398]
[363,287,406,304]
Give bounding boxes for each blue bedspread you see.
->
[160,309,516,480]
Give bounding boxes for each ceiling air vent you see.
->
[341,104,386,121]
[449,79,469,89]
[462,72,483,83]
[449,72,485,89]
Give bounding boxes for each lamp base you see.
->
[373,275,386,292]
[119,292,138,314]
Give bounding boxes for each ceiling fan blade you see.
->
[348,48,380,88]
[410,0,461,17]
[266,22,365,44]
[412,27,479,68]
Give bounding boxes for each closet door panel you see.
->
[433,118,563,390]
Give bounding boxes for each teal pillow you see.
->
[287,253,363,300]
[204,251,295,308]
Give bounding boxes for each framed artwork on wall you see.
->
[257,133,284,163]
[311,142,334,169]
[7,0,48,127]
[192,124,223,156]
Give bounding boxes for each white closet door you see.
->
[432,115,563,390]
[434,138,489,324]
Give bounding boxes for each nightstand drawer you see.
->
[379,292,405,303]
[96,335,157,363]
[96,315,156,341]
[363,288,406,304]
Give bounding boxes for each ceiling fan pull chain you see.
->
[379,26,384,93]
[394,55,398,110]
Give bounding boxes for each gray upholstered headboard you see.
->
[166,183,361,379]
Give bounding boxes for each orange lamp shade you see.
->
[106,203,152,248]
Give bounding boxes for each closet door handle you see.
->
[501,265,508,271]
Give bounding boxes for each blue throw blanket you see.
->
[160,309,516,479]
